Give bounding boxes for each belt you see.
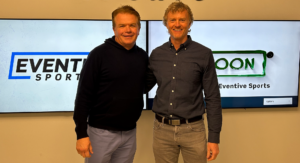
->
[155,114,202,126]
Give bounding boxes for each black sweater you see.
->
[73,36,148,140]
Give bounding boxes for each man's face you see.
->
[166,10,191,43]
[113,13,140,50]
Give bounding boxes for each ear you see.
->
[188,21,192,29]
[137,26,141,35]
[113,26,117,35]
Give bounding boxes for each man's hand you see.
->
[207,142,219,161]
[76,137,93,158]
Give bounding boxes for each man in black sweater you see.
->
[73,6,147,163]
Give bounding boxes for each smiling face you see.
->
[113,13,140,50]
[166,10,191,44]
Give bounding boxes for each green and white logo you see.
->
[213,50,268,77]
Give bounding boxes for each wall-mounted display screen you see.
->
[0,19,147,113]
[148,21,300,108]
[1,20,299,113]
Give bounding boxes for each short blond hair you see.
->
[112,5,141,28]
[163,1,194,26]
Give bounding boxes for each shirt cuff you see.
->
[208,132,220,143]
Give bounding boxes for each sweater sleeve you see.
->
[202,50,222,143]
[73,48,101,140]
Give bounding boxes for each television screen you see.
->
[148,21,300,108]
[0,19,147,113]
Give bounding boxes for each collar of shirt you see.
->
[168,35,192,51]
